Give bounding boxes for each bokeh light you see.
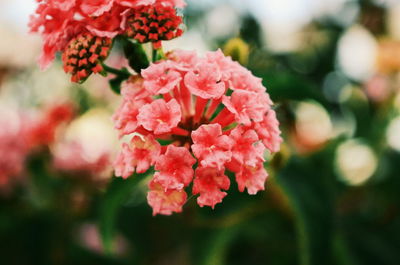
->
[335,139,378,186]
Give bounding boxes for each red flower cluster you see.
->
[113,50,282,215]
[125,4,183,49]
[29,0,186,72]
[62,33,112,83]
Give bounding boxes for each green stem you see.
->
[102,63,130,78]
[152,47,166,62]
[152,47,158,62]
[99,170,153,255]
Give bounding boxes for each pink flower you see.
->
[49,0,77,11]
[191,124,233,169]
[159,0,186,8]
[167,49,199,71]
[147,180,187,215]
[153,145,195,190]
[29,6,82,69]
[118,0,186,8]
[113,50,281,215]
[114,143,136,179]
[205,49,239,80]
[229,69,265,93]
[113,76,153,137]
[114,135,161,178]
[112,99,148,137]
[137,99,182,134]
[117,0,152,7]
[85,5,125,38]
[227,127,265,172]
[192,166,230,208]
[184,63,226,99]
[252,110,282,153]
[142,62,182,95]
[121,75,152,100]
[80,0,115,16]
[236,163,268,195]
[222,90,271,126]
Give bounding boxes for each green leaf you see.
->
[108,72,128,94]
[192,227,238,265]
[275,149,337,265]
[98,170,153,254]
[26,152,57,209]
[101,65,130,94]
[109,76,123,95]
[122,39,150,73]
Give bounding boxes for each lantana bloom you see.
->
[113,49,282,215]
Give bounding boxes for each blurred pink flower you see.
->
[28,103,74,147]
[78,223,128,255]
[53,141,110,177]
[365,74,391,103]
[0,112,29,191]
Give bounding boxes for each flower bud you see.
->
[62,33,112,83]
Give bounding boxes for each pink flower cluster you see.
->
[30,0,186,70]
[113,50,282,215]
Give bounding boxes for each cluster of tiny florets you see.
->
[113,50,282,215]
[125,4,183,49]
[62,33,112,83]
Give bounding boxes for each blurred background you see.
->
[1,0,400,264]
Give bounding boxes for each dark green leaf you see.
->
[122,39,150,73]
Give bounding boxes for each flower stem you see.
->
[152,48,158,62]
[100,170,154,255]
[102,63,130,77]
[152,47,166,62]
[102,63,130,94]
